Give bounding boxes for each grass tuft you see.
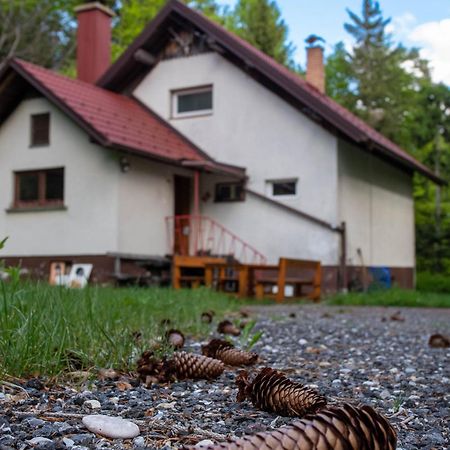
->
[0,282,239,379]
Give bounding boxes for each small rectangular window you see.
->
[14,168,64,208]
[268,179,298,197]
[215,183,244,202]
[172,86,212,118]
[30,113,50,147]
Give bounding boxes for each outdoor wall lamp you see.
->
[120,156,130,173]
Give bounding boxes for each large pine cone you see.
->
[184,403,397,450]
[137,350,224,384]
[236,367,326,417]
[202,339,258,366]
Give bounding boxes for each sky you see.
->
[218,0,450,85]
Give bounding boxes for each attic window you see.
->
[267,179,298,197]
[31,113,50,147]
[172,86,213,118]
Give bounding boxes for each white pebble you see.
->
[63,437,75,447]
[196,439,215,447]
[27,437,53,445]
[84,399,101,409]
[82,414,140,439]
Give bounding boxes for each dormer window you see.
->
[30,113,50,147]
[172,86,213,118]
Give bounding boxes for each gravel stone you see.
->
[1,305,449,449]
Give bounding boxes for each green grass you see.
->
[0,281,239,379]
[326,288,450,308]
[417,272,450,294]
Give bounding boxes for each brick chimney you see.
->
[305,36,325,94]
[75,2,114,84]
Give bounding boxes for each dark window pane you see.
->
[19,173,39,201]
[215,183,244,202]
[273,181,296,196]
[31,113,50,146]
[45,169,64,201]
[178,90,212,113]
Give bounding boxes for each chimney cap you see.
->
[75,2,115,17]
[305,34,325,47]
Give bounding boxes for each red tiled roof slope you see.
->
[13,59,204,163]
[176,2,440,182]
[99,0,441,183]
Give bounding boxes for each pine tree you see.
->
[228,0,295,68]
[327,0,429,148]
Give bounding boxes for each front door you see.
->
[174,175,191,255]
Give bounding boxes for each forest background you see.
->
[1,0,449,281]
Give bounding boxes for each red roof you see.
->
[12,59,205,163]
[99,0,442,184]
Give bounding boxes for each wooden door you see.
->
[174,175,191,255]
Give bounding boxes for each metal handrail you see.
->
[165,214,267,264]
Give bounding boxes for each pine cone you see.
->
[202,339,258,366]
[201,311,215,324]
[172,351,224,380]
[236,367,326,417]
[428,333,450,348]
[166,329,185,349]
[218,320,241,336]
[137,350,224,384]
[184,403,397,450]
[136,350,167,384]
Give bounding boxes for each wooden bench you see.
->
[204,262,251,297]
[253,258,321,302]
[172,255,226,289]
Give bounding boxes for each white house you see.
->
[0,1,441,291]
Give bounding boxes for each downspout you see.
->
[193,170,200,255]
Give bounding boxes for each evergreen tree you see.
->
[326,0,429,148]
[228,0,295,68]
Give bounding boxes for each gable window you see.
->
[172,86,213,118]
[215,182,244,202]
[14,168,64,208]
[30,113,50,147]
[267,179,298,197]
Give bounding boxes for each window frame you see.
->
[214,182,245,203]
[171,85,213,119]
[13,167,64,209]
[266,178,298,198]
[30,113,50,147]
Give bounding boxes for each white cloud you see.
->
[408,19,450,85]
[386,12,417,40]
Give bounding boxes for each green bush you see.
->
[416,272,450,293]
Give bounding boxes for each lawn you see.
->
[326,287,450,308]
[0,281,239,379]
[1,279,449,380]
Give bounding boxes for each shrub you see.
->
[416,272,450,294]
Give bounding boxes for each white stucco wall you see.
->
[338,140,415,267]
[117,156,193,255]
[0,98,120,256]
[134,52,340,264]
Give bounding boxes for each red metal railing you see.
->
[165,215,267,264]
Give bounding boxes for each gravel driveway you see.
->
[1,305,449,450]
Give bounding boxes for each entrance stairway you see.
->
[165,214,267,264]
